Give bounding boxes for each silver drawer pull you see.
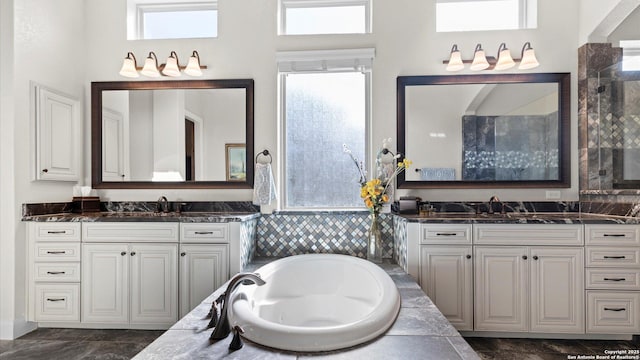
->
[46,298,65,302]
[603,256,626,259]
[603,234,626,237]
[604,278,626,282]
[46,271,66,275]
[46,230,67,234]
[194,231,214,235]
[46,251,67,254]
[604,307,626,312]
[436,233,458,236]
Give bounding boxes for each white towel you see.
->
[253,163,278,205]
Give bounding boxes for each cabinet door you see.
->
[420,246,473,330]
[530,247,585,333]
[34,84,80,181]
[179,244,229,317]
[82,243,129,323]
[474,246,528,332]
[130,243,178,325]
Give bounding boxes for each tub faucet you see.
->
[156,196,169,213]
[210,273,266,342]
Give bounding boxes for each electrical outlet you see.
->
[545,190,561,200]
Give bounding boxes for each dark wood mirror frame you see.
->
[396,72,571,189]
[91,79,254,189]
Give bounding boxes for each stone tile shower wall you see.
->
[256,213,394,259]
[240,218,258,270]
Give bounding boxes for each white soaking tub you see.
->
[227,253,401,352]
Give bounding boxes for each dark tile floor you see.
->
[464,336,640,360]
[0,328,164,360]
[1,329,639,359]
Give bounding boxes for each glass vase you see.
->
[367,212,383,263]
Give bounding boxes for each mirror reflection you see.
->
[92,79,254,189]
[397,73,570,189]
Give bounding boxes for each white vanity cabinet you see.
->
[81,223,179,328]
[27,222,82,322]
[585,225,640,334]
[179,224,230,317]
[418,224,473,330]
[474,225,584,334]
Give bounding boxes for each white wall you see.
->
[1,0,86,340]
[608,5,640,44]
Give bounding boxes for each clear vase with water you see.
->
[367,212,383,263]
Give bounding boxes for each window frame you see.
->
[278,69,372,211]
[128,0,218,40]
[279,0,372,35]
[435,0,536,32]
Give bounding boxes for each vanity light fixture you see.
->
[141,52,161,77]
[162,51,181,77]
[445,44,464,72]
[184,51,203,76]
[518,42,539,70]
[494,43,515,70]
[443,42,539,71]
[470,44,490,71]
[119,50,207,78]
[119,52,140,78]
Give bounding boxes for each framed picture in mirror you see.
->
[226,143,246,181]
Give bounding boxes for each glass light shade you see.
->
[495,48,515,70]
[446,50,464,71]
[470,49,489,71]
[519,48,540,70]
[119,57,139,78]
[141,56,161,77]
[162,55,181,77]
[184,55,203,76]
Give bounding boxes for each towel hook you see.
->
[255,149,272,164]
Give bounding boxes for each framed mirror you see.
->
[397,73,570,189]
[91,79,254,189]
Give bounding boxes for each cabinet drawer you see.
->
[181,223,228,243]
[586,291,640,333]
[586,247,640,267]
[420,224,472,244]
[474,224,583,246]
[586,268,640,290]
[34,243,81,262]
[83,222,179,243]
[32,223,81,242]
[33,262,80,282]
[34,283,80,322]
[585,225,640,246]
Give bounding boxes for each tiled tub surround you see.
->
[256,212,394,259]
[133,259,480,360]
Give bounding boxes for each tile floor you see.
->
[1,329,639,359]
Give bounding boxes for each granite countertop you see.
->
[21,211,261,223]
[133,259,480,360]
[399,212,640,224]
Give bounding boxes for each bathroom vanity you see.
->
[24,211,259,329]
[400,214,640,338]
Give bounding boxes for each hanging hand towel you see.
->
[253,162,278,205]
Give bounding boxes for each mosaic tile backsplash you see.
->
[256,212,394,259]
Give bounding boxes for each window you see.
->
[280,0,371,35]
[621,40,640,71]
[278,49,373,209]
[127,0,217,40]
[436,0,537,32]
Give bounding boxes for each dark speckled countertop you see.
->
[399,212,640,224]
[21,211,261,223]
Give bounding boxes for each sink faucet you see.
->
[156,196,169,213]
[488,195,504,214]
[210,273,266,341]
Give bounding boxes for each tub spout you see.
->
[210,273,266,341]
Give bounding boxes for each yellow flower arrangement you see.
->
[344,139,411,214]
